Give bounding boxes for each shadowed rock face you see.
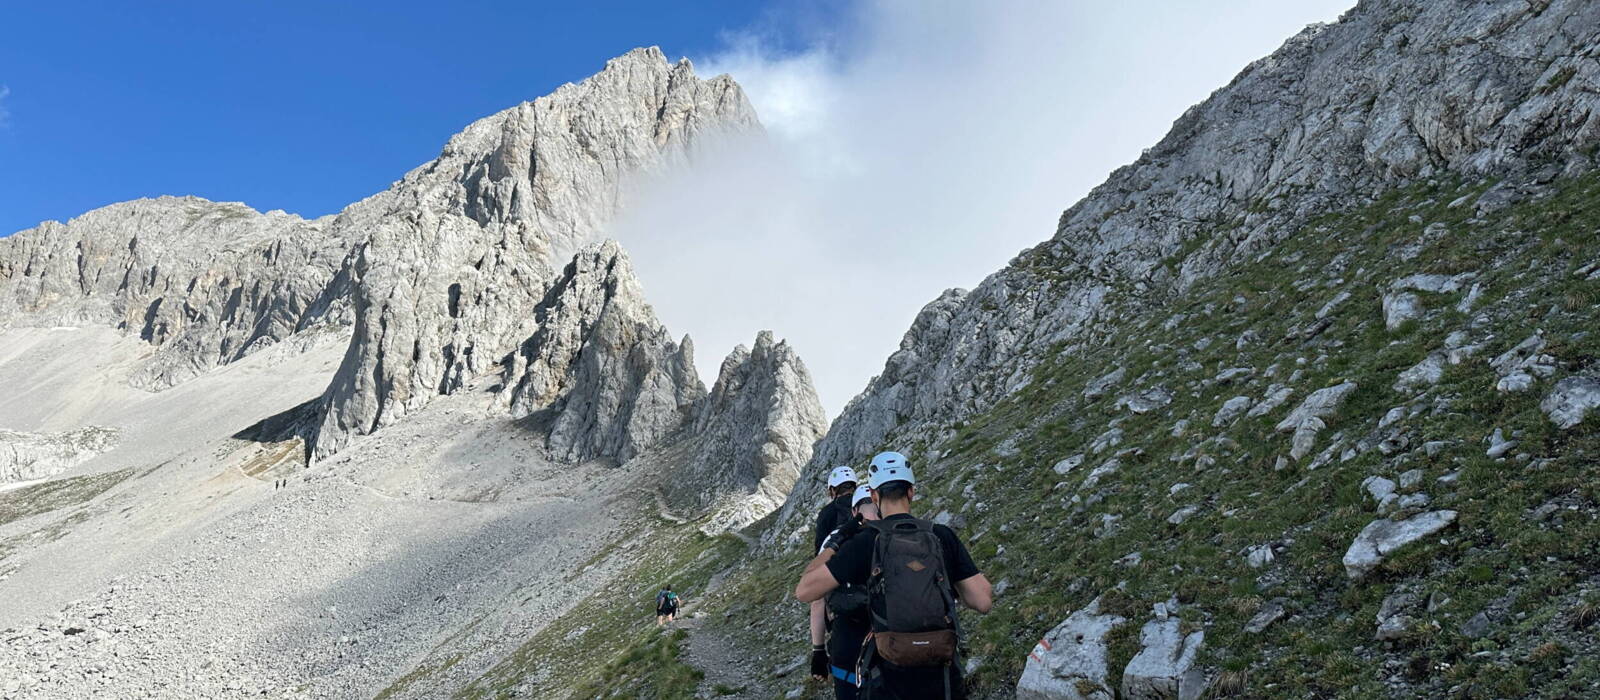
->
[773,0,1600,539]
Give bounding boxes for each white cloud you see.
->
[0,85,10,127]
[616,0,1353,416]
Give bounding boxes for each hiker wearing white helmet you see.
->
[796,451,993,700]
[810,465,860,681]
[812,482,881,699]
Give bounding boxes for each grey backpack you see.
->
[865,518,958,667]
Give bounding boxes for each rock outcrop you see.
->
[0,427,120,483]
[1016,596,1126,700]
[1342,510,1458,579]
[678,332,828,529]
[1122,602,1208,700]
[0,48,811,526]
[492,243,825,527]
[498,241,705,465]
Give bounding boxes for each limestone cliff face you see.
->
[312,47,759,456]
[0,198,353,390]
[498,241,706,465]
[493,244,826,527]
[678,332,829,529]
[775,0,1600,536]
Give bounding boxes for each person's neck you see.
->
[880,501,913,517]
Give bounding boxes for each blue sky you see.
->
[0,0,834,236]
[2,0,1354,412]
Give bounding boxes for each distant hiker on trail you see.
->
[655,585,681,627]
[813,483,880,700]
[795,452,993,700]
[809,466,859,680]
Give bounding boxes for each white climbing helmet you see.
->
[852,484,873,508]
[827,466,858,488]
[867,451,915,489]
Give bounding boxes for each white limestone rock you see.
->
[1212,396,1253,427]
[498,242,705,464]
[1381,292,1423,330]
[683,332,829,531]
[1343,511,1458,579]
[1394,353,1446,392]
[1276,382,1358,433]
[1540,376,1600,429]
[1121,602,1208,700]
[1017,596,1127,700]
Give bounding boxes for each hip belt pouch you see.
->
[873,629,956,667]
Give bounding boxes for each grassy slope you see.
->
[915,174,1600,698]
[433,174,1600,699]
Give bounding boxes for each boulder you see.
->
[1117,387,1174,415]
[1275,382,1357,432]
[1290,417,1325,461]
[1244,599,1287,634]
[1541,376,1600,429]
[1382,291,1423,330]
[1375,591,1420,641]
[1085,368,1127,399]
[1121,602,1208,700]
[1054,454,1086,475]
[1394,352,1446,391]
[1017,596,1127,700]
[1247,384,1294,418]
[1342,511,1458,579]
[1212,396,1253,427]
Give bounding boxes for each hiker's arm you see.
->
[795,550,840,602]
[954,574,993,614]
[809,599,827,645]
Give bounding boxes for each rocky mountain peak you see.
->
[311,46,759,456]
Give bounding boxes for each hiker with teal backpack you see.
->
[795,452,993,700]
[814,483,881,700]
[655,584,681,627]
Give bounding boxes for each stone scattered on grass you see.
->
[1245,599,1287,634]
[1540,376,1600,429]
[1342,510,1458,580]
[1121,601,1208,700]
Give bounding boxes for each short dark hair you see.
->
[664,584,672,591]
[875,480,912,503]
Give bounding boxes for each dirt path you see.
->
[673,614,765,699]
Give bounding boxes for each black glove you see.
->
[825,516,864,551]
[810,645,830,679]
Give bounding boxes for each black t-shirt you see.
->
[825,513,981,590]
[827,585,871,668]
[814,493,854,553]
[825,513,979,699]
